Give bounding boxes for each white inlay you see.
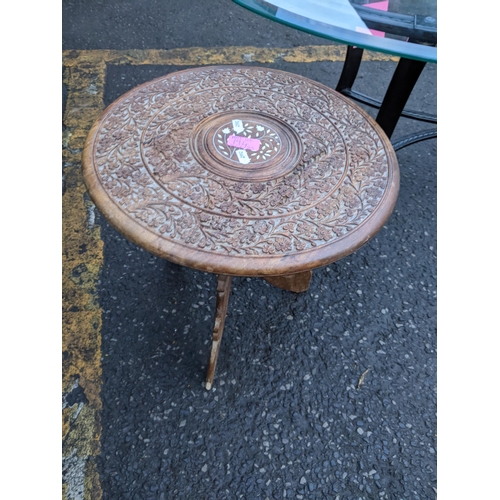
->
[235,149,250,164]
[232,119,244,133]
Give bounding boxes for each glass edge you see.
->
[232,0,437,64]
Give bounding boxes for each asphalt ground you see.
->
[62,1,436,499]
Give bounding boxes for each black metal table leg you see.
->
[336,45,364,94]
[335,46,437,150]
[376,57,427,138]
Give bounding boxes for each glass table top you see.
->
[233,0,437,63]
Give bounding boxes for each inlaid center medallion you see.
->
[213,118,281,165]
[190,111,303,182]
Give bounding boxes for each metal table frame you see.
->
[233,0,437,150]
[336,46,436,151]
[337,5,436,150]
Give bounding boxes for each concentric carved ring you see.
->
[83,66,399,276]
[190,111,303,182]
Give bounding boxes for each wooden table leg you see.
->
[205,274,232,390]
[263,270,312,293]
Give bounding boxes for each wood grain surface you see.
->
[82,65,399,277]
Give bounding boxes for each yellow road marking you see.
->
[62,45,399,499]
[62,60,105,500]
[63,45,398,67]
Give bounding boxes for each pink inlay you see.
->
[227,134,261,151]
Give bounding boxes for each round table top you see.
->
[83,65,399,277]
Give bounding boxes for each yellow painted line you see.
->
[62,60,105,500]
[62,45,398,68]
[62,45,399,499]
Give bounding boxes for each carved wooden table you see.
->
[82,66,399,390]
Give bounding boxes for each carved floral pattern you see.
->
[92,67,392,257]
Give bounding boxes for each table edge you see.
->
[82,65,400,277]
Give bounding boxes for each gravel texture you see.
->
[95,62,436,499]
[63,1,437,497]
[62,0,331,50]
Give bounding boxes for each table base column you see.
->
[263,270,312,293]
